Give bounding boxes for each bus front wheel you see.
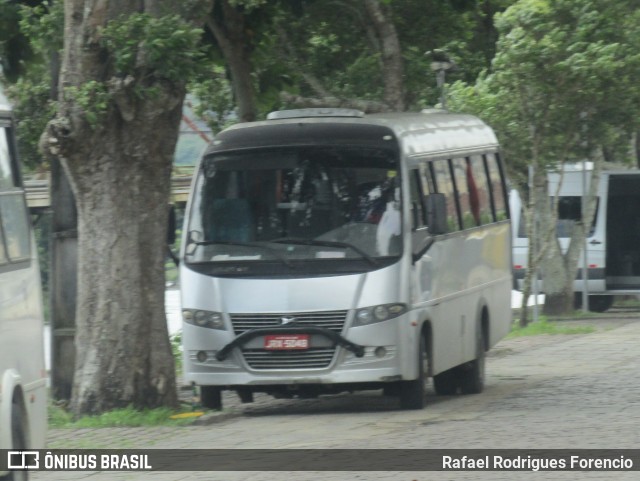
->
[6,402,28,481]
[399,335,428,410]
[200,386,223,411]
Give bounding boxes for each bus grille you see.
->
[230,310,348,335]
[242,347,336,370]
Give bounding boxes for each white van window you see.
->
[555,196,599,237]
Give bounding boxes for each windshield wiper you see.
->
[271,237,379,266]
[188,240,294,268]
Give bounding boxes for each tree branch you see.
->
[274,24,332,99]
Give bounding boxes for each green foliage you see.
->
[18,1,64,57]
[188,66,236,134]
[64,81,110,128]
[100,13,206,84]
[0,1,28,81]
[1,1,63,170]
[7,73,55,169]
[450,0,640,179]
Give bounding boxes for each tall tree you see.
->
[40,0,211,415]
[206,0,258,122]
[450,0,640,317]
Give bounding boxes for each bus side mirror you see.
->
[426,193,447,235]
[167,204,177,245]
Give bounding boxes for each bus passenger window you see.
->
[485,153,508,220]
[409,170,425,229]
[431,159,459,232]
[452,158,476,229]
[468,155,493,224]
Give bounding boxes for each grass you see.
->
[48,403,202,429]
[508,317,596,338]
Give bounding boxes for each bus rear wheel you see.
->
[433,368,458,395]
[458,327,486,395]
[200,386,223,410]
[399,335,428,410]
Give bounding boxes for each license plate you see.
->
[264,334,310,350]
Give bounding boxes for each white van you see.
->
[0,89,47,477]
[180,108,513,410]
[513,163,640,312]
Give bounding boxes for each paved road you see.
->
[31,316,640,481]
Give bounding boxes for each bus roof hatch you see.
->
[267,108,365,120]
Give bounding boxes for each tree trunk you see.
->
[66,121,178,414]
[540,161,601,317]
[208,0,257,122]
[362,0,405,111]
[41,0,208,415]
[519,201,534,327]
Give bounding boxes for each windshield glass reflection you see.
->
[186,146,402,273]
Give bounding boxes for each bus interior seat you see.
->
[205,198,253,242]
[288,208,332,239]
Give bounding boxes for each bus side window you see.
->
[468,155,493,225]
[485,153,508,221]
[431,159,460,232]
[451,158,476,229]
[409,169,426,230]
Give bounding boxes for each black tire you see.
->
[382,383,401,397]
[200,386,223,410]
[588,295,613,313]
[458,327,486,395]
[7,403,28,481]
[399,335,428,410]
[433,367,458,395]
[236,388,254,404]
[574,294,614,313]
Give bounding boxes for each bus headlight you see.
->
[183,309,226,330]
[354,303,407,326]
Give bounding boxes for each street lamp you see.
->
[426,49,457,109]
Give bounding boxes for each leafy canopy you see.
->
[450,0,640,179]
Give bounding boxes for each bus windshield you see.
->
[185,146,402,276]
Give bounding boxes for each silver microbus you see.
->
[180,108,512,410]
[0,88,47,478]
